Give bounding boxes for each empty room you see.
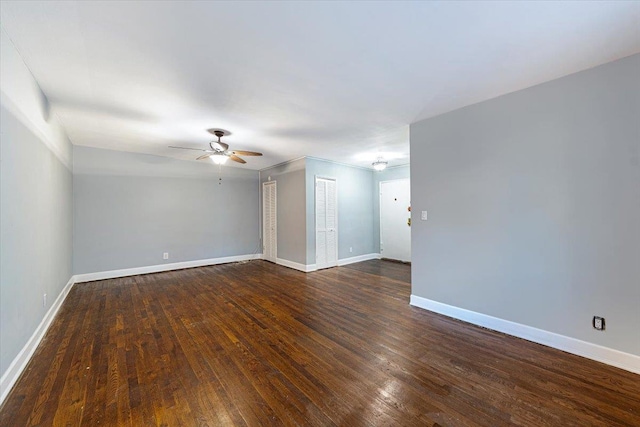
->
[1,1,639,426]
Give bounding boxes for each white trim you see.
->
[276,258,317,273]
[315,176,338,270]
[306,156,374,172]
[409,295,640,375]
[0,276,76,405]
[262,181,277,263]
[383,163,410,171]
[0,92,73,171]
[338,253,381,266]
[259,156,306,172]
[258,172,263,253]
[74,254,262,283]
[275,254,377,272]
[261,156,400,174]
[0,254,263,404]
[379,178,411,262]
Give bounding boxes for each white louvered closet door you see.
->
[263,182,277,262]
[316,177,338,270]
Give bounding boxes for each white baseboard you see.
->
[0,276,76,405]
[0,253,263,404]
[275,253,381,273]
[74,253,263,283]
[410,295,640,375]
[338,253,381,266]
[276,258,317,272]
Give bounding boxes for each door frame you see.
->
[315,175,338,269]
[379,178,411,262]
[262,181,277,262]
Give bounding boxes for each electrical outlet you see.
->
[421,210,428,221]
[163,252,169,260]
[43,293,47,307]
[349,247,353,253]
[593,316,605,331]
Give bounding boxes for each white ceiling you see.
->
[2,1,639,170]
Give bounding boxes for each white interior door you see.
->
[262,181,277,262]
[380,179,411,262]
[316,177,338,270]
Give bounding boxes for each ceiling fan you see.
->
[169,129,262,165]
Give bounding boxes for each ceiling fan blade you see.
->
[232,150,263,156]
[211,141,229,151]
[229,154,246,164]
[196,153,213,160]
[169,146,212,152]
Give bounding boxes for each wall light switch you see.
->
[421,211,428,221]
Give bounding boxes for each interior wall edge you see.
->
[337,253,381,266]
[2,253,273,404]
[275,258,317,273]
[0,275,75,406]
[274,252,381,272]
[74,254,262,283]
[0,92,72,170]
[410,295,640,375]
[409,53,640,357]
[259,156,307,172]
[0,27,73,169]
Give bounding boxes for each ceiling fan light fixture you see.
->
[210,153,228,165]
[372,158,388,171]
[169,128,262,165]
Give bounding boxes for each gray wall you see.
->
[305,158,376,265]
[0,105,73,376]
[73,146,260,274]
[373,164,410,253]
[259,159,307,265]
[410,54,640,355]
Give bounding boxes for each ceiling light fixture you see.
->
[210,152,228,165]
[372,158,388,171]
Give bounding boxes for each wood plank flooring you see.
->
[1,260,638,426]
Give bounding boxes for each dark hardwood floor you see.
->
[1,260,638,426]
[342,259,411,283]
